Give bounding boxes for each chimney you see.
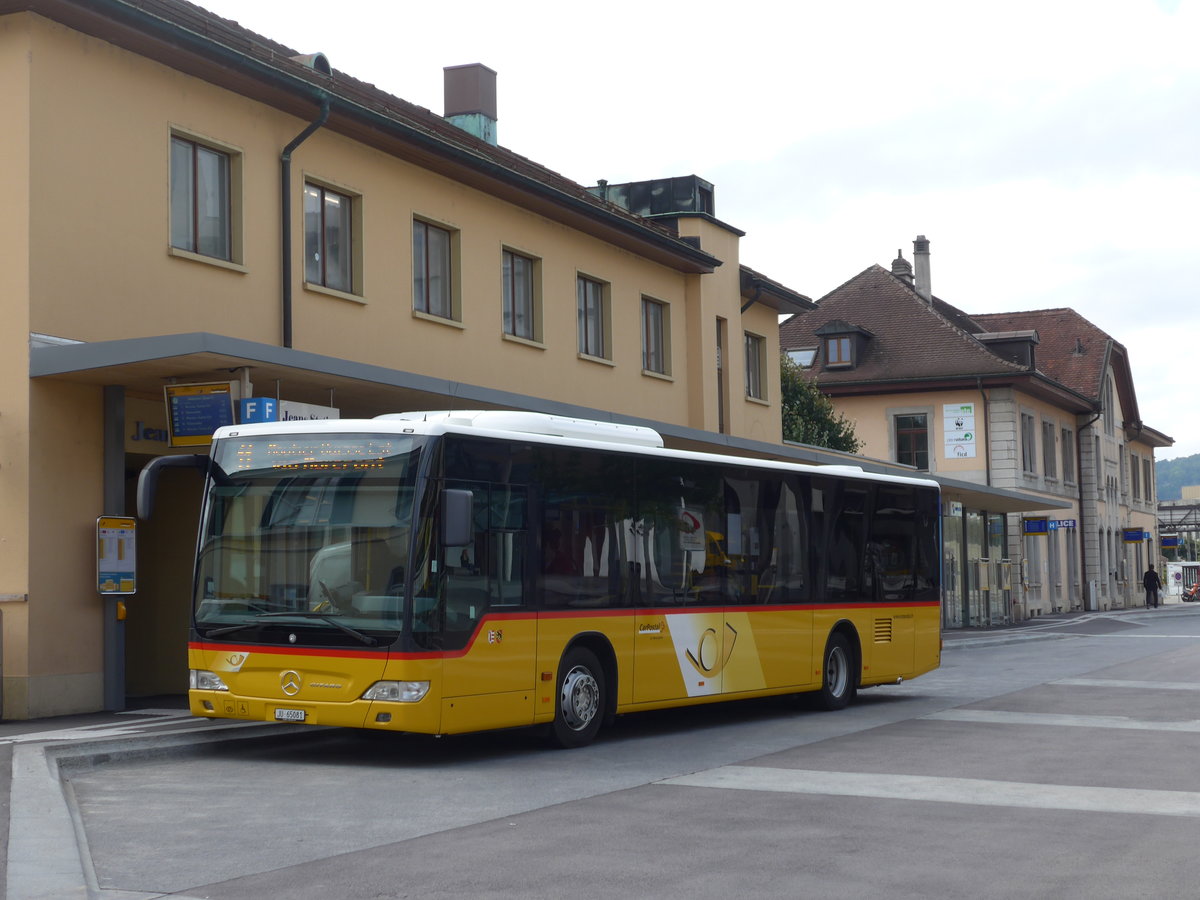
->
[913,234,931,302]
[891,249,913,285]
[444,63,497,145]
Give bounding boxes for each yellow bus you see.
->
[140,410,941,748]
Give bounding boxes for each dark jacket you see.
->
[1143,569,1162,590]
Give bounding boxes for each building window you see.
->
[1020,412,1037,474]
[1131,452,1141,500]
[1144,459,1153,502]
[1042,421,1057,478]
[1103,377,1116,436]
[744,332,766,399]
[413,219,454,318]
[577,275,609,359]
[642,297,670,375]
[170,135,233,261]
[502,249,537,340]
[825,336,852,367]
[894,414,929,469]
[1061,427,1076,483]
[304,183,354,293]
[787,347,817,368]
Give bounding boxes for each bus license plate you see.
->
[274,708,306,722]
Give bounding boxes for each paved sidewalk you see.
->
[941,598,1198,647]
[1,702,304,900]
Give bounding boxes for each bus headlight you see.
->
[190,669,230,692]
[362,681,429,703]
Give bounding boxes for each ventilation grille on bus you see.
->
[874,618,893,643]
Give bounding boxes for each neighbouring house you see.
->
[781,236,1172,626]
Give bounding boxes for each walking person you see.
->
[1143,565,1162,608]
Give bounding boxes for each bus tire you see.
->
[551,647,605,748]
[815,632,856,711]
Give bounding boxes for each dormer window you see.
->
[815,319,873,370]
[826,336,852,366]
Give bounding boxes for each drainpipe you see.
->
[281,96,331,348]
[977,378,991,487]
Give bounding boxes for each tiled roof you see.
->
[781,266,1028,383]
[968,308,1114,403]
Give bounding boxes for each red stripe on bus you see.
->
[192,599,938,663]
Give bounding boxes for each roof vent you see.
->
[891,249,913,285]
[912,235,932,303]
[291,53,331,75]
[444,64,498,145]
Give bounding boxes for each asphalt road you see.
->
[7,604,1200,899]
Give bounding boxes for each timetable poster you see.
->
[97,516,136,594]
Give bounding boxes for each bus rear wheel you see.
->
[551,647,605,748]
[815,633,856,711]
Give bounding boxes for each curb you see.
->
[5,720,332,900]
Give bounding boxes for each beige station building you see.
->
[0,0,815,718]
[0,0,1153,719]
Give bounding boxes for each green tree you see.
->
[780,354,861,453]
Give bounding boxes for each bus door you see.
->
[861,483,931,680]
[633,503,728,703]
[433,481,537,732]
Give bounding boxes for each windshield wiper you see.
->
[204,612,379,646]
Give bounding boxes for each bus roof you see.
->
[212,410,940,491]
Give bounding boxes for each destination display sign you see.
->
[164,382,236,448]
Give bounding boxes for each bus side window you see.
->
[867,485,918,602]
[443,483,529,635]
[737,474,808,605]
[825,484,868,603]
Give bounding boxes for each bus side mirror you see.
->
[441,489,474,548]
[137,454,208,519]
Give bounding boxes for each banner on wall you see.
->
[943,403,977,459]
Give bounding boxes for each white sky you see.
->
[197,0,1199,458]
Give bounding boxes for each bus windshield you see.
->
[193,433,424,642]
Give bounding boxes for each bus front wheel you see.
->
[551,647,605,748]
[815,633,857,711]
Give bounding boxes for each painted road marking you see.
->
[925,709,1200,732]
[1053,677,1200,691]
[659,766,1200,817]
